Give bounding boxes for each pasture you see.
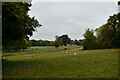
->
[2,46,119,78]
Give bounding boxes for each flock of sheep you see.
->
[64,51,76,55]
[25,51,77,58]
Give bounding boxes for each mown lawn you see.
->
[2,46,119,78]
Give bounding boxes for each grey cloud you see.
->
[28,2,117,40]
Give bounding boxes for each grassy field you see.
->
[2,45,79,56]
[2,46,119,78]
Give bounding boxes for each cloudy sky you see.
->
[28,0,118,41]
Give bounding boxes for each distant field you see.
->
[2,45,80,56]
[2,46,119,78]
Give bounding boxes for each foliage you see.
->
[50,41,55,46]
[118,1,120,5]
[107,13,120,48]
[53,35,71,49]
[31,40,51,46]
[73,39,83,46]
[2,2,41,51]
[82,28,96,50]
[95,13,120,49]
[95,24,113,49]
[2,38,29,52]
[82,12,120,49]
[54,40,60,49]
[30,36,82,48]
[57,35,71,46]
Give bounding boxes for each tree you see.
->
[50,41,55,46]
[106,13,120,48]
[31,40,51,46]
[82,28,96,50]
[81,2,120,49]
[95,24,112,49]
[74,39,82,46]
[58,35,71,46]
[54,40,60,49]
[2,2,41,51]
[118,1,120,5]
[85,13,120,49]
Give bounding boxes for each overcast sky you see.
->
[28,1,118,41]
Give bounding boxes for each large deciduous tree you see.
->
[82,1,120,50]
[95,13,120,49]
[57,35,71,46]
[107,13,120,48]
[2,2,41,51]
[83,13,120,49]
[95,24,112,49]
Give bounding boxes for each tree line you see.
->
[2,2,120,52]
[2,1,82,52]
[82,13,120,50]
[30,35,83,49]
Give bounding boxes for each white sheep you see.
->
[74,53,76,55]
[25,54,34,58]
[26,57,28,58]
[66,52,68,53]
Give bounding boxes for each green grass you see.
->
[2,46,119,78]
[2,45,79,56]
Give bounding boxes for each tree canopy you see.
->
[57,35,71,46]
[82,28,96,50]
[2,2,41,51]
[82,13,120,49]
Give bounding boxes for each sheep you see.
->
[63,51,68,54]
[26,56,28,58]
[25,54,34,58]
[74,53,76,55]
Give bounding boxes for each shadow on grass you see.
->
[2,59,44,75]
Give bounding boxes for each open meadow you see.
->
[2,46,119,78]
[2,1,120,79]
